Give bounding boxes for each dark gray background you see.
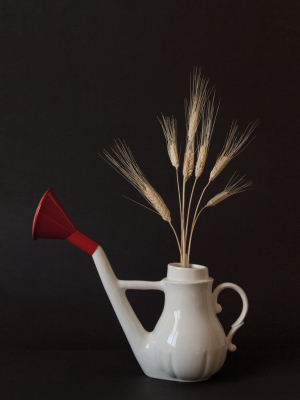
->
[0,1,299,395]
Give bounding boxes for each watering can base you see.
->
[144,372,211,382]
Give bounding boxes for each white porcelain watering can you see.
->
[33,188,248,382]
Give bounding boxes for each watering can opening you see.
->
[32,187,76,240]
[32,187,98,255]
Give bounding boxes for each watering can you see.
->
[33,188,248,382]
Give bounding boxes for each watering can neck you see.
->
[166,263,211,283]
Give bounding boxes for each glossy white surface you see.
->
[92,247,248,382]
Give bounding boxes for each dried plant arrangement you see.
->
[102,68,258,267]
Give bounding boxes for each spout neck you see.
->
[167,263,210,282]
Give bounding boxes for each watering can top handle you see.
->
[212,282,249,352]
[118,280,164,292]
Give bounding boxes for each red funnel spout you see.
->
[32,188,98,255]
[32,188,76,240]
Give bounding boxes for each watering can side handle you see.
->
[118,280,165,292]
[212,282,249,352]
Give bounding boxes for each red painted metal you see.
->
[32,188,76,240]
[67,231,98,256]
[32,187,98,255]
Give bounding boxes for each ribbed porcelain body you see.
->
[147,264,227,381]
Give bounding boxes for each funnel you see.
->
[32,188,98,255]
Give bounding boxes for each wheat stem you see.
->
[187,205,207,259]
[192,180,210,226]
[180,179,187,266]
[187,181,210,256]
[169,222,181,253]
[185,177,198,243]
[176,168,182,217]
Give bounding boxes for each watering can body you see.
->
[33,188,248,382]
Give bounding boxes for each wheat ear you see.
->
[159,115,179,169]
[185,67,210,143]
[207,173,253,206]
[159,114,182,222]
[210,120,258,181]
[195,92,219,179]
[183,68,210,182]
[102,140,181,251]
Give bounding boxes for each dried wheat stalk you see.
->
[101,67,257,268]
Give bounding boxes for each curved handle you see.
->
[118,280,164,292]
[212,282,248,352]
